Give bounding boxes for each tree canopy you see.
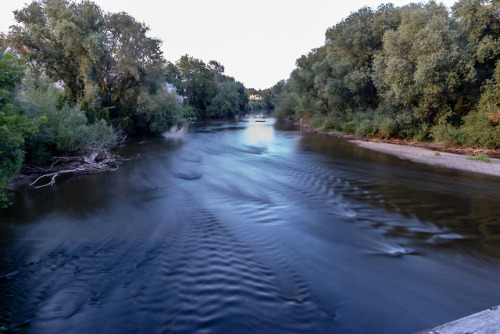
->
[271,0,500,146]
[1,0,249,207]
[8,0,181,134]
[0,48,37,207]
[166,54,248,118]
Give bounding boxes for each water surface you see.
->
[1,118,500,333]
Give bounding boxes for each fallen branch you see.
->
[30,169,82,189]
[28,148,121,188]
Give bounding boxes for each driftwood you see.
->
[28,149,121,189]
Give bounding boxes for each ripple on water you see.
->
[140,204,329,333]
[4,187,336,333]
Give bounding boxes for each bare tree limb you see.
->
[28,148,122,188]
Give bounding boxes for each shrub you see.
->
[355,119,375,137]
[136,89,183,133]
[341,120,357,133]
[375,116,398,138]
[20,75,118,161]
[460,111,500,148]
[309,115,326,129]
[431,123,464,145]
[274,92,302,119]
[467,153,491,163]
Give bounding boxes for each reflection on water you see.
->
[243,119,275,147]
[1,117,500,333]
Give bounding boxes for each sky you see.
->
[1,0,458,89]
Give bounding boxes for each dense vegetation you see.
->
[269,0,499,148]
[165,56,248,119]
[0,0,248,207]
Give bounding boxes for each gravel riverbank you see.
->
[351,140,500,178]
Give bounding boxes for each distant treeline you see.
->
[0,0,248,207]
[265,0,499,148]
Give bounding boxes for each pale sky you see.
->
[1,0,457,89]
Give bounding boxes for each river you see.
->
[1,117,500,333]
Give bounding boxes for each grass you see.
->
[466,153,491,163]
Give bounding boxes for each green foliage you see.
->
[373,2,459,125]
[431,123,464,145]
[309,115,326,129]
[20,71,117,162]
[261,80,286,110]
[355,119,375,137]
[248,100,265,113]
[274,92,302,120]
[207,81,241,117]
[460,111,500,148]
[432,111,500,149]
[374,114,398,138]
[8,0,166,134]
[477,59,500,118]
[0,48,36,208]
[181,104,197,119]
[269,0,499,148]
[467,153,491,163]
[135,88,183,133]
[167,55,217,117]
[166,55,247,118]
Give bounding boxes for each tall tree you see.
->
[291,47,330,115]
[324,5,401,111]
[373,2,459,126]
[0,48,36,207]
[166,55,217,117]
[207,79,247,117]
[452,0,500,115]
[8,0,176,133]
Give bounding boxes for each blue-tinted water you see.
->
[1,118,500,333]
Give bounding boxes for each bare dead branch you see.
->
[28,148,121,188]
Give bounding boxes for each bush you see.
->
[20,74,118,161]
[182,104,197,119]
[340,120,357,133]
[0,49,37,207]
[309,115,326,129]
[355,119,375,137]
[374,115,398,137]
[460,111,500,148]
[136,89,183,133]
[274,92,302,119]
[431,123,463,145]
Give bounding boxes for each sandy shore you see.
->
[351,140,500,178]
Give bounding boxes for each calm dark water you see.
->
[1,118,500,333]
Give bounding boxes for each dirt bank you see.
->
[352,140,500,177]
[292,120,500,177]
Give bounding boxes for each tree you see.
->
[20,69,117,163]
[8,0,177,133]
[373,2,460,130]
[207,80,247,117]
[452,0,500,116]
[167,55,217,117]
[0,48,36,207]
[135,88,183,133]
[208,60,225,85]
[324,5,401,112]
[291,47,330,115]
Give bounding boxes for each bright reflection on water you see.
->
[243,118,275,147]
[1,117,500,333]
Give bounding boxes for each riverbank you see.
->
[352,140,500,177]
[293,120,500,178]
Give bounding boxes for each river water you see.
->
[1,117,500,333]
